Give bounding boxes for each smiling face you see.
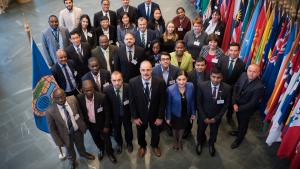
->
[247,64,260,81]
[82,80,94,100]
[176,74,187,88]
[70,33,81,47]
[228,45,240,59]
[175,42,185,56]
[166,22,175,34]
[194,61,206,72]
[160,54,171,69]
[153,9,162,20]
[177,8,185,19]
[56,50,67,65]
[49,16,59,30]
[210,72,222,86]
[138,19,147,32]
[81,17,89,29]
[101,0,110,12]
[64,0,73,11]
[53,88,66,106]
[121,14,130,25]
[88,59,100,75]
[209,40,218,50]
[124,33,135,47]
[193,23,203,34]
[140,61,152,81]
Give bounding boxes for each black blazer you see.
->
[81,70,111,92]
[103,83,131,125]
[232,73,265,115]
[129,76,166,124]
[116,5,138,24]
[152,64,180,86]
[77,91,111,129]
[137,2,160,20]
[51,60,80,90]
[65,42,91,78]
[91,45,118,72]
[197,81,231,121]
[203,20,225,45]
[114,45,146,82]
[72,27,97,49]
[93,10,118,29]
[134,29,158,50]
[217,56,245,86]
[95,25,117,45]
[187,70,210,90]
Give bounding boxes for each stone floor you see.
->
[0,0,290,169]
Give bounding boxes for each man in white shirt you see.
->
[59,0,83,32]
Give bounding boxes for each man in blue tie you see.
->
[137,0,160,21]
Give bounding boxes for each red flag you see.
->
[221,0,235,51]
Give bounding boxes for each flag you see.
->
[239,0,255,43]
[220,0,229,22]
[231,0,248,43]
[221,0,235,51]
[290,141,300,169]
[202,0,212,22]
[32,39,58,132]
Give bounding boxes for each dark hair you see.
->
[207,33,219,43]
[63,0,73,3]
[175,40,185,47]
[100,16,109,22]
[176,7,185,14]
[195,56,206,64]
[210,67,222,76]
[151,8,164,23]
[48,15,58,21]
[176,70,188,79]
[119,12,133,25]
[212,9,221,16]
[150,39,161,49]
[160,51,171,60]
[77,14,92,30]
[229,42,240,50]
[88,56,100,64]
[70,30,81,37]
[101,0,109,4]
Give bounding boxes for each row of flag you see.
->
[194,0,300,168]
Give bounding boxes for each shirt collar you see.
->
[85,95,94,103]
[114,85,123,92]
[126,46,135,52]
[142,78,152,85]
[73,44,82,50]
[210,82,220,89]
[161,65,169,72]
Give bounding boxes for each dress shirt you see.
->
[205,20,217,35]
[59,6,83,32]
[210,82,220,99]
[82,29,88,40]
[102,28,110,39]
[139,30,148,45]
[144,3,152,17]
[161,65,169,84]
[58,63,76,92]
[126,46,135,60]
[102,11,111,24]
[57,102,79,131]
[114,86,123,102]
[91,71,101,89]
[101,47,111,72]
[228,57,237,69]
[73,44,83,56]
[85,96,96,123]
[142,78,152,99]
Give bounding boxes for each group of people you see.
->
[42,0,265,169]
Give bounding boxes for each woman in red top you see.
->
[172,7,191,40]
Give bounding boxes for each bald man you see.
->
[129,61,166,158]
[230,64,265,149]
[46,88,95,169]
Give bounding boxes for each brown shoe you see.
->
[138,147,146,157]
[152,147,161,157]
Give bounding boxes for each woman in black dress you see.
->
[160,21,178,53]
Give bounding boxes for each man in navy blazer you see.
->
[196,68,231,156]
[116,0,138,24]
[103,71,133,154]
[137,0,160,21]
[41,15,70,66]
[93,0,117,29]
[129,60,166,158]
[230,64,265,149]
[81,57,111,92]
[134,17,158,52]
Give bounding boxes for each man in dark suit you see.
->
[91,35,118,72]
[134,17,158,51]
[41,15,70,66]
[137,0,160,21]
[129,60,166,158]
[196,68,231,156]
[217,42,245,125]
[46,88,95,169]
[93,0,117,29]
[230,64,265,149]
[77,80,117,163]
[95,16,117,46]
[81,57,111,92]
[116,0,138,24]
[65,30,91,79]
[114,32,146,82]
[103,71,133,154]
[51,49,80,96]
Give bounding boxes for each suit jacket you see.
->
[65,42,91,78]
[77,91,111,129]
[114,45,146,82]
[103,83,131,125]
[116,5,138,24]
[51,60,80,90]
[41,26,70,66]
[134,29,158,50]
[95,25,117,45]
[129,76,166,123]
[81,70,111,92]
[137,2,160,20]
[187,70,210,90]
[197,81,231,121]
[152,64,180,86]
[232,73,265,116]
[91,45,118,72]
[93,10,118,29]
[46,96,87,147]
[217,56,245,86]
[203,20,225,45]
[72,27,97,49]
[166,82,196,120]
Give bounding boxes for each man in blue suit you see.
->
[41,15,70,66]
[137,0,160,21]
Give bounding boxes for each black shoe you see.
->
[208,144,215,157]
[182,131,191,139]
[196,143,203,155]
[107,153,117,164]
[231,140,241,149]
[116,145,122,154]
[68,160,77,169]
[98,151,104,161]
[81,152,95,160]
[127,143,133,153]
[229,130,238,136]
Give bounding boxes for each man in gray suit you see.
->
[91,35,118,73]
[46,88,95,169]
[41,15,70,66]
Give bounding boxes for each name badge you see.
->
[155,63,160,67]
[87,32,93,37]
[103,82,109,88]
[193,41,200,46]
[131,59,138,65]
[97,107,103,113]
[123,100,129,105]
[215,31,220,35]
[178,27,183,31]
[217,100,224,104]
[212,58,218,63]
[112,60,114,65]
[74,114,80,120]
[74,71,78,76]
[169,80,175,85]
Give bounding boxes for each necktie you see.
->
[212,86,217,99]
[116,89,123,116]
[141,33,146,47]
[145,82,150,107]
[146,5,150,19]
[76,47,83,62]
[128,50,133,61]
[62,64,75,90]
[95,74,101,91]
[62,105,74,133]
[228,59,234,77]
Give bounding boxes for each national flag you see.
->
[220,0,229,22]
[221,0,235,51]
[32,39,58,132]
[202,0,212,22]
[231,0,248,43]
[239,0,255,43]
[290,141,300,169]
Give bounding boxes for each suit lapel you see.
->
[53,104,67,127]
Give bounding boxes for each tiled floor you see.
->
[0,0,289,169]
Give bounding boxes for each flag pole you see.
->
[22,13,31,44]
